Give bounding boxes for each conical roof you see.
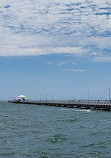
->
[17,95,26,98]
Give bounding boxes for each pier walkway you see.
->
[10,100,111,111]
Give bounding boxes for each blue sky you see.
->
[0,0,111,100]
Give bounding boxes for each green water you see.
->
[0,101,111,158]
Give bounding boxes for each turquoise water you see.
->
[0,101,111,158]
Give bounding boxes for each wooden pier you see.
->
[10,100,111,111]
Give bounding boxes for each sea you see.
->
[0,101,111,158]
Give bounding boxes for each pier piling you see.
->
[9,100,111,111]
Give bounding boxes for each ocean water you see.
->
[0,101,111,158]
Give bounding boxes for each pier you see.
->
[10,100,111,111]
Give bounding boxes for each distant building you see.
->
[16,95,29,101]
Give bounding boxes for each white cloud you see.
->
[0,45,86,56]
[68,69,85,72]
[94,57,111,62]
[50,47,87,55]
[47,61,68,66]
[0,0,111,59]
[56,62,67,66]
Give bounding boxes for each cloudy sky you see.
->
[0,0,111,100]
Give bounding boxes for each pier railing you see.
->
[10,99,111,111]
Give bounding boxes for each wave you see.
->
[61,108,91,112]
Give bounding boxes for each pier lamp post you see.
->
[88,90,89,100]
[107,88,110,101]
[73,91,74,101]
[53,93,54,101]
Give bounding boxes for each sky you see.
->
[0,0,111,100]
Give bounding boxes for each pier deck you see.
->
[10,100,111,111]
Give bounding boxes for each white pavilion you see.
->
[16,95,29,101]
